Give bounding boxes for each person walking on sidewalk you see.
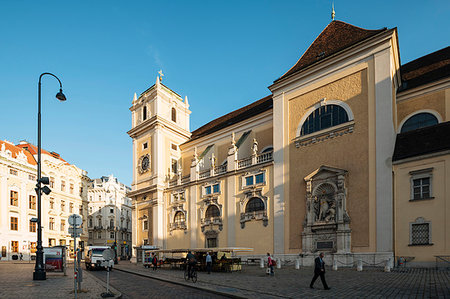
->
[152,253,158,271]
[267,253,274,276]
[206,252,212,274]
[310,252,330,290]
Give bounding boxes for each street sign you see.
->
[68,227,83,234]
[68,214,82,226]
[102,248,114,261]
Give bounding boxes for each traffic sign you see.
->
[102,248,114,261]
[68,214,82,226]
[68,227,83,234]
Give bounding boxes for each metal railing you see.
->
[181,175,190,184]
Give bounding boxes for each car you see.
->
[85,246,114,270]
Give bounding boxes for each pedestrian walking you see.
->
[267,253,274,276]
[206,252,212,274]
[19,253,23,261]
[152,253,158,271]
[310,252,330,290]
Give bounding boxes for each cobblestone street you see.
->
[0,262,119,298]
[115,261,450,298]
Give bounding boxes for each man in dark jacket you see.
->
[310,252,330,290]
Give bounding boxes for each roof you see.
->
[398,46,450,92]
[187,95,273,143]
[0,140,37,165]
[392,121,450,162]
[275,21,388,83]
[17,142,68,164]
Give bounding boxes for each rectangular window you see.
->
[29,195,36,209]
[255,173,264,184]
[110,232,115,239]
[9,168,18,176]
[29,220,36,232]
[11,241,19,253]
[60,239,66,246]
[69,203,73,213]
[245,176,254,186]
[171,158,178,173]
[10,217,18,230]
[10,191,18,206]
[30,242,37,253]
[49,198,54,210]
[205,186,211,195]
[61,180,66,192]
[79,206,83,215]
[143,219,148,230]
[60,219,66,231]
[110,208,114,214]
[244,172,265,187]
[50,177,55,188]
[411,223,430,245]
[97,232,102,239]
[89,218,93,227]
[29,174,36,181]
[61,200,65,212]
[69,183,74,194]
[89,231,93,239]
[213,184,220,193]
[412,178,430,200]
[49,217,55,230]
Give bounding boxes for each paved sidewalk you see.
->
[115,261,450,298]
[0,262,121,298]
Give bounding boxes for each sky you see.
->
[0,1,448,186]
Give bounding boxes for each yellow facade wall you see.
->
[397,90,446,127]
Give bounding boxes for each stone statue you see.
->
[231,132,236,146]
[252,138,258,155]
[210,153,216,169]
[1,143,5,153]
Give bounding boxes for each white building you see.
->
[87,175,132,259]
[0,140,89,261]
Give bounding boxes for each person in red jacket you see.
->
[267,253,274,276]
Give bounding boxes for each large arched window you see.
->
[171,107,177,122]
[400,113,438,133]
[300,104,349,136]
[245,197,265,213]
[174,211,185,224]
[205,205,220,218]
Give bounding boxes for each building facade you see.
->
[0,140,90,261]
[87,175,132,259]
[128,21,450,266]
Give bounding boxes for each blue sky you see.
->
[1,1,448,186]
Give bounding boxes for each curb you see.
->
[84,269,122,299]
[115,267,247,299]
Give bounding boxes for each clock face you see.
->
[141,156,150,171]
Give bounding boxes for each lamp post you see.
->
[33,73,67,281]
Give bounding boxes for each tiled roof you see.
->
[0,140,37,165]
[392,121,450,162]
[187,95,273,143]
[275,21,387,82]
[17,142,68,164]
[398,46,450,92]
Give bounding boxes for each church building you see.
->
[127,20,450,266]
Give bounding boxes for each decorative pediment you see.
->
[304,165,347,182]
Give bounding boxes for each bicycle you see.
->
[184,264,197,283]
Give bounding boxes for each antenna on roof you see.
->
[331,2,335,21]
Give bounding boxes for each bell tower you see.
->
[128,75,191,257]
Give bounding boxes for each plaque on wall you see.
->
[316,241,334,250]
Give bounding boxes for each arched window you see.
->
[400,113,438,133]
[143,106,147,121]
[261,146,273,153]
[205,205,220,218]
[300,104,349,136]
[174,211,185,224]
[171,107,176,122]
[245,197,265,213]
[109,219,114,228]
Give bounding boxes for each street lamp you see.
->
[33,73,67,281]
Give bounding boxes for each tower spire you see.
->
[331,2,335,21]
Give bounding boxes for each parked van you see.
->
[85,246,114,270]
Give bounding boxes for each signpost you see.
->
[101,248,115,298]
[69,214,82,299]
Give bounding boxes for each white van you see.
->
[85,246,114,270]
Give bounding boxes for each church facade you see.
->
[127,21,450,266]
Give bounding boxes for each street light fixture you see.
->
[33,73,67,281]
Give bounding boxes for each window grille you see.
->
[301,104,349,136]
[411,223,430,245]
[245,198,265,213]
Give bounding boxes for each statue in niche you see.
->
[314,195,335,223]
[252,138,258,156]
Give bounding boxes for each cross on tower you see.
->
[158,70,164,82]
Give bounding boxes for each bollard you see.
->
[357,259,363,271]
[333,258,338,271]
[295,259,300,270]
[260,258,264,268]
[384,257,393,272]
[276,258,281,269]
